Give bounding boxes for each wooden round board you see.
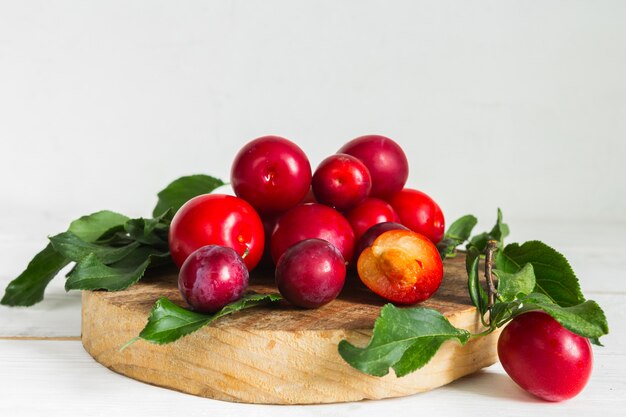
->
[81,254,500,404]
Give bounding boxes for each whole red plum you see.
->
[231,136,312,214]
[338,135,408,199]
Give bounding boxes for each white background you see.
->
[1,0,625,231]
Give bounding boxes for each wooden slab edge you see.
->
[81,290,500,404]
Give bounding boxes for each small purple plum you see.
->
[178,245,249,313]
[275,239,346,308]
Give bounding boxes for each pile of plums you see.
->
[168,135,444,312]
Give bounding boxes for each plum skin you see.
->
[388,188,445,244]
[338,135,409,199]
[498,311,593,401]
[178,245,249,313]
[270,203,355,265]
[275,239,346,308]
[231,135,312,214]
[312,153,372,211]
[345,198,400,242]
[168,193,265,271]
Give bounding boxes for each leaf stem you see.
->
[470,328,495,338]
[119,336,140,352]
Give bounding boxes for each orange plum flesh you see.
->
[357,230,444,304]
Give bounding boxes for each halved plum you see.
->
[357,229,443,304]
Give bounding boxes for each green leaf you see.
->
[130,293,282,346]
[49,232,141,264]
[437,215,478,259]
[467,255,488,315]
[518,292,609,341]
[468,208,509,251]
[65,247,168,291]
[589,337,603,347]
[68,210,129,242]
[497,241,585,307]
[490,300,521,327]
[493,263,536,302]
[446,214,479,241]
[123,210,171,247]
[465,245,481,275]
[153,175,225,217]
[0,243,70,306]
[338,305,470,377]
[1,210,130,306]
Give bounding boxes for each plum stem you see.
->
[484,240,499,324]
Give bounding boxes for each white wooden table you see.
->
[1,212,625,416]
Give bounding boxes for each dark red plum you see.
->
[354,221,409,262]
[275,239,346,308]
[338,135,408,199]
[231,136,312,214]
[312,154,371,211]
[345,198,399,241]
[178,245,249,313]
[271,203,355,264]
